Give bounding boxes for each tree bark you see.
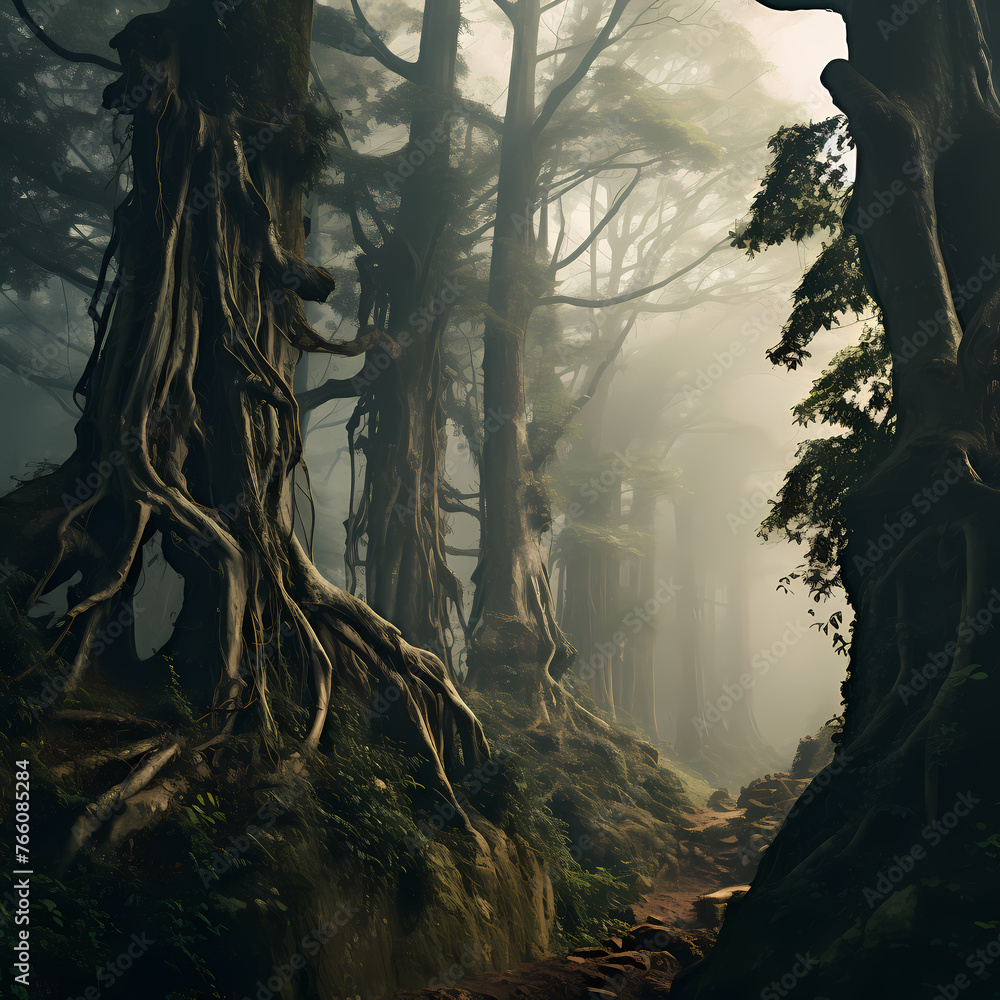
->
[343,0,467,674]
[2,0,488,859]
[675,1,1000,994]
[466,0,576,701]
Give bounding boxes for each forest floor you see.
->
[378,771,808,1000]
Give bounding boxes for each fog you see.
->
[2,0,859,785]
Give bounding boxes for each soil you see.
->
[376,771,810,1000]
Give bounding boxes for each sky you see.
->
[724,1,847,118]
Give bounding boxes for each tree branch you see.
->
[552,165,648,270]
[350,0,421,83]
[493,0,517,23]
[531,0,630,137]
[296,378,361,412]
[538,237,728,308]
[12,0,121,72]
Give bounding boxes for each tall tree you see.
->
[2,0,486,858]
[676,1,1000,995]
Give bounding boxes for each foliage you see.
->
[761,326,893,602]
[739,117,899,625]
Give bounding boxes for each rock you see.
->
[790,723,837,779]
[571,946,611,959]
[602,934,623,951]
[602,951,652,972]
[597,961,636,979]
[637,929,709,967]
[622,923,673,951]
[707,789,737,812]
[693,884,750,928]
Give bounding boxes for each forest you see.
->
[1,0,997,997]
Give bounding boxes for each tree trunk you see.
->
[674,495,708,756]
[1,0,487,861]
[675,1,1000,994]
[466,0,575,702]
[344,0,467,674]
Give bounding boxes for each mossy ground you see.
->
[2,608,694,999]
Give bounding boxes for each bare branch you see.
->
[350,0,421,83]
[531,0,631,137]
[552,165,650,270]
[493,0,517,23]
[539,237,729,309]
[297,378,361,412]
[12,0,121,71]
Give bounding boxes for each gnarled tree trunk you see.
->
[341,0,468,674]
[2,0,487,865]
[676,1,1000,995]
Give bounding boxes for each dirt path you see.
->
[377,787,788,1000]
